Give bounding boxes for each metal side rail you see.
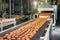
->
[40,18,53,40]
[44,18,53,40]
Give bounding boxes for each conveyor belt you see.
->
[0,18,16,29]
[31,21,48,40]
[0,18,48,40]
[12,15,24,19]
[39,13,52,19]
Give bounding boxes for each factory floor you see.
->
[51,19,60,40]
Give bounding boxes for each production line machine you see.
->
[0,3,57,40]
[38,5,57,26]
[33,5,57,40]
[0,0,57,40]
[0,12,53,40]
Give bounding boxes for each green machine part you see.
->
[0,0,8,12]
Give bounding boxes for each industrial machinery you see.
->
[0,0,57,40]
